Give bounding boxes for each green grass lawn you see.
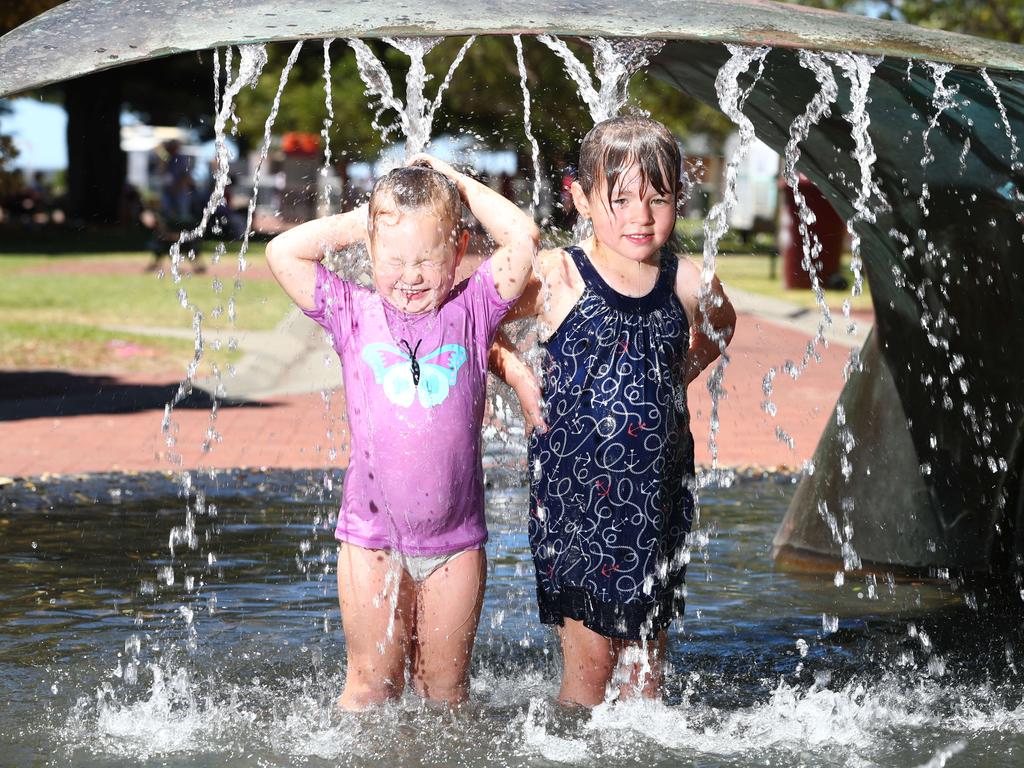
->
[674,218,874,313]
[0,242,291,372]
[0,230,872,374]
[0,244,291,330]
[709,253,874,313]
[2,319,198,372]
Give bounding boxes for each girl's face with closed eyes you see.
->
[369,205,467,314]
[572,162,677,265]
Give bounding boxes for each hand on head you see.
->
[407,154,434,170]
[407,153,461,182]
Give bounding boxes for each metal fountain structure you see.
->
[2,0,1022,583]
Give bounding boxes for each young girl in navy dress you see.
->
[491,116,736,706]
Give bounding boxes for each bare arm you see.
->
[410,154,539,301]
[489,327,546,434]
[264,205,368,311]
[486,271,546,433]
[675,257,737,385]
[485,247,573,432]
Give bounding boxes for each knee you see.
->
[340,655,405,710]
[340,667,404,710]
[575,655,615,691]
[411,661,469,705]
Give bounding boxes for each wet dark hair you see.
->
[577,116,681,212]
[368,165,463,239]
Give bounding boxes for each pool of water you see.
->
[2,469,1022,767]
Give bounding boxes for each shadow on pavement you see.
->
[0,371,272,421]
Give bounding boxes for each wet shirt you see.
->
[303,259,514,555]
[528,246,695,639]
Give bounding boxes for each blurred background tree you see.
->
[1,1,60,203]
[3,0,1016,228]
[0,103,21,199]
[2,0,214,226]
[786,0,1024,44]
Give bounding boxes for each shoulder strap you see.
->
[564,245,603,292]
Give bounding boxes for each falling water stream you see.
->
[320,39,336,213]
[513,35,543,215]
[700,44,769,472]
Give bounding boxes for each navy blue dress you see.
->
[528,245,695,640]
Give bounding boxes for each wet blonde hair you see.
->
[578,116,681,211]
[368,166,463,242]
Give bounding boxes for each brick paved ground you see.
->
[0,307,853,478]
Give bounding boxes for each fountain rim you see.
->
[2,0,1024,98]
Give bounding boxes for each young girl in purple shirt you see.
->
[267,155,538,709]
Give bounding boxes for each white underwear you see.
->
[398,547,476,582]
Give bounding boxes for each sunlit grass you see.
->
[0,243,289,371]
[673,218,874,313]
[1,319,197,372]
[0,244,293,331]
[709,254,874,313]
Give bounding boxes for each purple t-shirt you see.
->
[303,259,515,555]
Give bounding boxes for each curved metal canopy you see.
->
[2,0,1024,98]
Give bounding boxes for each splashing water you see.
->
[320,39,336,212]
[537,36,664,123]
[384,37,443,156]
[825,52,886,301]
[701,44,769,472]
[161,44,300,467]
[160,45,267,464]
[980,67,1022,172]
[783,50,838,360]
[168,45,267,283]
[915,741,967,768]
[348,36,476,158]
[513,35,543,214]
[236,41,304,274]
[156,47,309,674]
[13,471,1017,767]
[919,61,958,216]
[347,38,406,145]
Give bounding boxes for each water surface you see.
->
[1,470,1021,767]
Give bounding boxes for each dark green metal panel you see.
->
[652,41,1024,572]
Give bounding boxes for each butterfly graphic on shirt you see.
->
[361,342,468,408]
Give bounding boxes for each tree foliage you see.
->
[0,0,63,35]
[231,36,731,171]
[0,0,63,196]
[787,0,1024,45]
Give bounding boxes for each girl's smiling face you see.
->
[572,163,677,264]
[369,208,467,314]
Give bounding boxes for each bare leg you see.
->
[558,621,667,706]
[336,543,414,710]
[612,630,667,701]
[557,618,617,707]
[410,548,486,705]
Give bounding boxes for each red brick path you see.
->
[1,310,850,477]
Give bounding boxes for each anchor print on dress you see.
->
[361,342,468,408]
